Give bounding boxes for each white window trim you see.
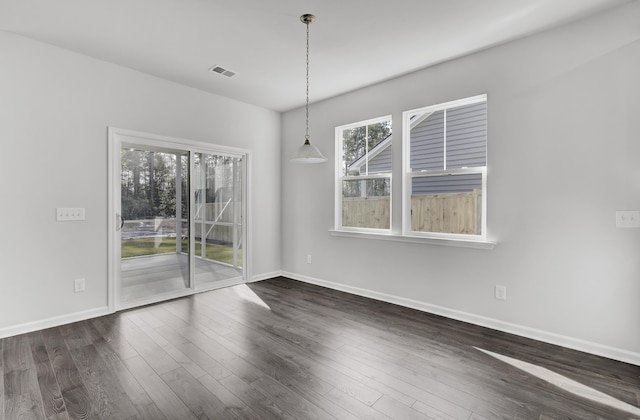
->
[329,229,496,250]
[331,96,495,249]
[407,94,487,121]
[335,115,393,233]
[402,94,489,243]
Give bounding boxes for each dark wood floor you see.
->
[2,277,639,419]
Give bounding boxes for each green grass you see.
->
[121,237,242,266]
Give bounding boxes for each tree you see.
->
[341,120,392,197]
[121,150,178,220]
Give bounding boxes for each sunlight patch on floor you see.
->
[475,347,640,417]
[233,284,271,310]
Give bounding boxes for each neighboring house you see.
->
[348,133,393,176]
[348,101,487,195]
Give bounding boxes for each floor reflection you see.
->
[233,284,271,310]
[475,347,640,416]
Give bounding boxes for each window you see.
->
[332,95,490,247]
[336,116,392,231]
[403,95,487,239]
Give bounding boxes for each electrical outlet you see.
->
[57,208,85,221]
[306,254,312,264]
[495,285,507,300]
[615,210,640,228]
[74,278,86,293]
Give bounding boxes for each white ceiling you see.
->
[0,0,632,111]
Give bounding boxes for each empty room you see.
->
[1,0,639,419]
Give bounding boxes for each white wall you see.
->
[0,32,281,332]
[282,2,640,363]
[1,2,638,364]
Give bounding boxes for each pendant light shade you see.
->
[290,14,328,164]
[291,138,328,163]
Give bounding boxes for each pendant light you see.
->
[290,14,328,164]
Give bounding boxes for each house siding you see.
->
[445,102,487,169]
[412,173,482,194]
[411,101,486,171]
[359,145,393,174]
[411,110,445,171]
[360,100,487,194]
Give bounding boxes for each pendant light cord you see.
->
[291,14,326,163]
[305,19,310,143]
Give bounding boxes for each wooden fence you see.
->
[342,190,481,234]
[342,197,391,229]
[411,190,481,234]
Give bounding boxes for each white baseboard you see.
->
[281,271,640,366]
[0,272,282,340]
[0,307,110,340]
[250,270,283,283]
[5,274,637,366]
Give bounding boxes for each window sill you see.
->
[329,229,496,250]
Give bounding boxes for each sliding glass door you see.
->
[119,147,190,303]
[193,153,243,287]
[109,128,247,310]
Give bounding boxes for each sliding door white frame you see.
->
[107,127,250,313]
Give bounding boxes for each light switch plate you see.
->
[615,210,640,228]
[74,278,85,293]
[57,208,85,221]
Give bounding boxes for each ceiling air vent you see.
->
[209,65,236,78]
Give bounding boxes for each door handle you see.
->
[116,213,125,231]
